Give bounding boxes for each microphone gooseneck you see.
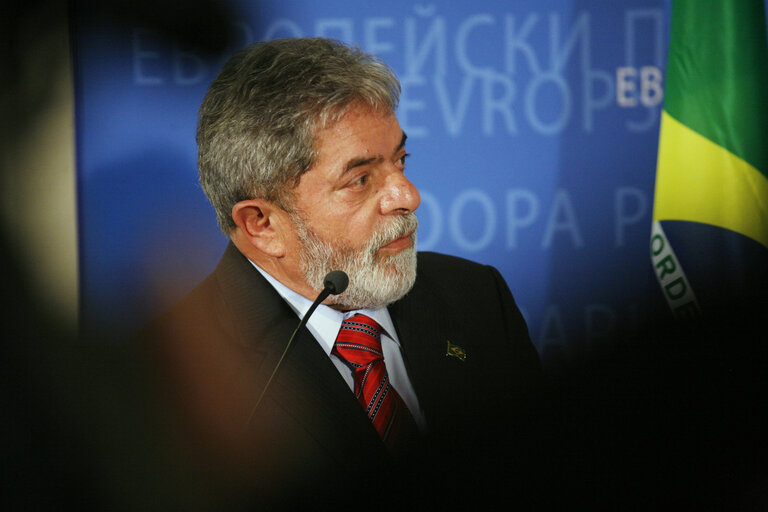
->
[247,270,349,424]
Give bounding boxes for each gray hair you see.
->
[197,37,401,233]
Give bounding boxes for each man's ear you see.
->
[231,199,288,257]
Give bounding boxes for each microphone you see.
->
[323,270,349,295]
[248,270,349,423]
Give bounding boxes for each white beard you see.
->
[292,212,418,310]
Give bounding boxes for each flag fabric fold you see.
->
[651,0,768,318]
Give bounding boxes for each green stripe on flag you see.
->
[664,0,768,176]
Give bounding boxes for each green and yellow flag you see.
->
[651,0,768,319]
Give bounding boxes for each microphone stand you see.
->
[247,271,348,424]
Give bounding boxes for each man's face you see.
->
[285,103,421,309]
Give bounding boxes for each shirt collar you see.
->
[249,261,399,355]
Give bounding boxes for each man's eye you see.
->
[349,175,369,188]
[399,153,411,166]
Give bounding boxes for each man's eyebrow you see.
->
[344,155,379,173]
[342,131,408,174]
[396,131,407,152]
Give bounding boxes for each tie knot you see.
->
[332,314,383,367]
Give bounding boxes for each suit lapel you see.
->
[263,328,388,459]
[388,265,482,433]
[388,286,448,402]
[212,244,387,462]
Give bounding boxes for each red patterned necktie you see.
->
[332,314,417,452]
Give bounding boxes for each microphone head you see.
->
[323,270,349,295]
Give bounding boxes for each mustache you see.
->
[368,213,419,253]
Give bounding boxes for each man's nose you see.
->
[380,170,421,215]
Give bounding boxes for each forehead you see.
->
[313,104,401,163]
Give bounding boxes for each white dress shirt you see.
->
[251,262,427,430]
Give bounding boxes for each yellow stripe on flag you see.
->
[653,111,768,249]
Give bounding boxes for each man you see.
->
[147,38,544,509]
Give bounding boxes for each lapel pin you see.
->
[445,340,466,362]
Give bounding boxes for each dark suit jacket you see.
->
[144,243,544,509]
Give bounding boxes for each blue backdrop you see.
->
[72,0,671,363]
